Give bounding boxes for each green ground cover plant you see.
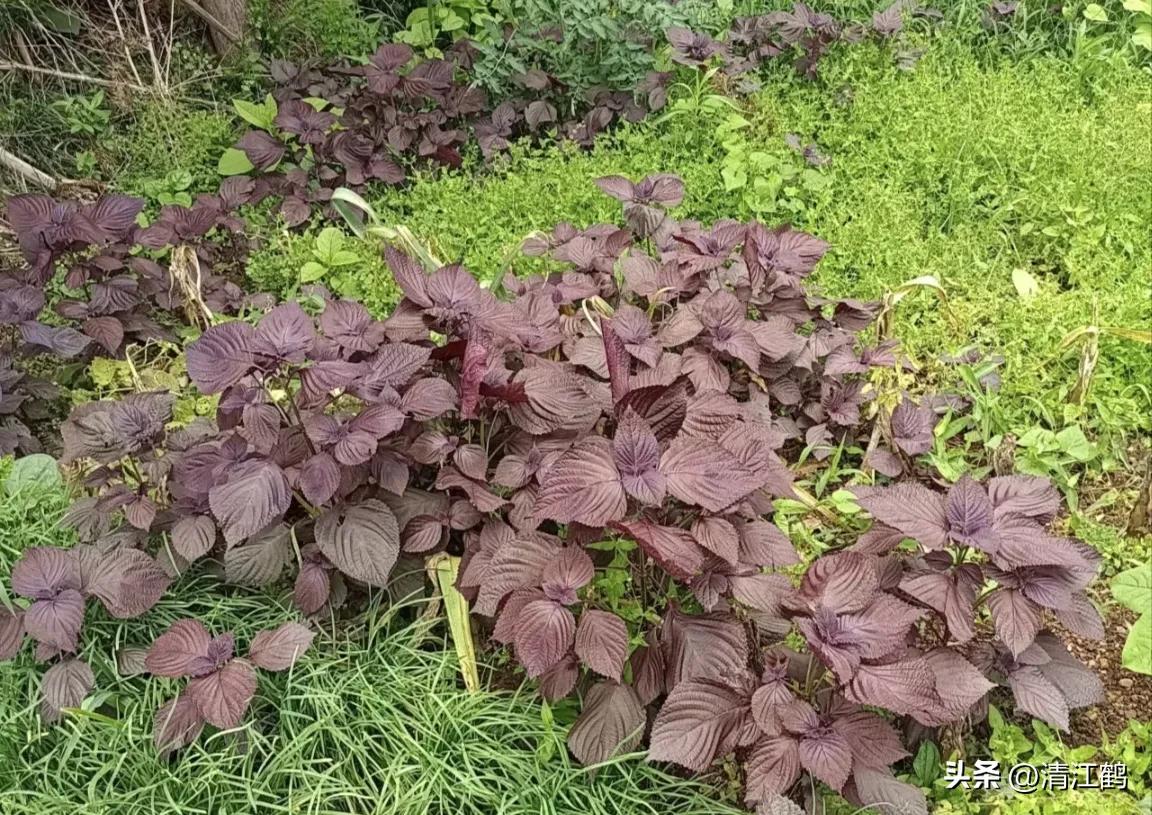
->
[926,710,1148,815]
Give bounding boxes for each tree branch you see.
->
[0,147,59,190]
[0,61,149,92]
[181,0,241,44]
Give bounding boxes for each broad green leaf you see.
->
[1068,744,1097,763]
[1134,21,1152,50]
[300,261,328,283]
[747,151,773,170]
[328,250,360,267]
[1031,720,1057,750]
[1122,0,1150,14]
[722,112,751,130]
[170,169,193,191]
[233,94,277,131]
[913,741,941,786]
[158,191,193,207]
[232,99,265,128]
[440,10,466,30]
[829,489,861,515]
[314,227,345,264]
[1111,562,1152,612]
[5,454,62,493]
[802,168,829,189]
[1018,427,1057,451]
[218,148,254,176]
[751,174,782,198]
[721,165,747,191]
[1055,425,1096,462]
[1121,613,1152,675]
[1083,3,1108,21]
[1011,268,1040,299]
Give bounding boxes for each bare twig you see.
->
[14,29,34,65]
[106,0,146,89]
[180,0,241,44]
[169,244,215,328]
[0,60,149,92]
[1128,463,1152,536]
[135,0,167,94]
[163,0,175,87]
[861,419,883,475]
[0,147,59,190]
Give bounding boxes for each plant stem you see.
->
[0,61,149,92]
[0,147,59,190]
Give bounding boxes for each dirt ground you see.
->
[1065,605,1152,743]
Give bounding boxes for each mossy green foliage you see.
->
[250,0,384,62]
[0,82,101,182]
[367,42,1152,440]
[1067,513,1152,577]
[244,210,402,315]
[821,708,1150,815]
[103,101,239,196]
[1,39,252,186]
[929,710,1150,814]
[0,458,71,570]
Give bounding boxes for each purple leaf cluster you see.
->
[222,11,918,229]
[147,619,313,751]
[0,351,60,455]
[232,47,671,227]
[984,1,1020,27]
[715,1,915,82]
[855,474,1105,730]
[861,394,937,477]
[0,543,170,720]
[0,189,261,449]
[0,174,1104,809]
[5,191,255,333]
[43,176,866,622]
[641,471,1101,812]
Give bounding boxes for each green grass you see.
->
[0,475,739,815]
[367,41,1152,445]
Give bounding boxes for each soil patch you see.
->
[1064,604,1152,743]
